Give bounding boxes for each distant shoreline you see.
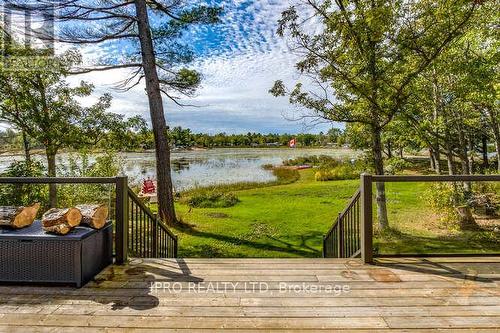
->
[0,146,351,158]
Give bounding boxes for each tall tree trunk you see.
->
[431,67,442,175]
[386,140,392,158]
[135,0,177,225]
[372,126,389,230]
[433,147,441,174]
[444,127,455,175]
[446,151,455,175]
[21,130,31,165]
[458,135,471,192]
[483,107,500,172]
[429,146,441,174]
[482,135,489,171]
[468,136,475,174]
[429,148,436,171]
[46,148,57,208]
[496,138,500,173]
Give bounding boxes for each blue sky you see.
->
[75,0,336,134]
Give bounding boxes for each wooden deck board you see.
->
[0,257,499,331]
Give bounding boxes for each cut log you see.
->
[76,204,108,229]
[42,207,82,235]
[0,203,40,229]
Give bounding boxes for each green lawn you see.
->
[377,182,500,255]
[168,170,499,257]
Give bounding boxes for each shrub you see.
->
[423,182,500,230]
[272,167,300,184]
[261,164,274,170]
[315,164,360,181]
[284,155,339,167]
[185,191,240,208]
[0,160,47,208]
[57,151,123,207]
[385,157,411,175]
[179,166,300,208]
[424,183,464,226]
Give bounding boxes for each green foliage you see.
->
[162,127,347,149]
[0,161,47,208]
[174,170,499,257]
[272,167,300,184]
[0,49,115,152]
[261,164,274,170]
[304,157,366,182]
[184,191,240,208]
[315,164,360,181]
[57,151,122,207]
[178,166,300,208]
[423,183,465,226]
[283,155,339,167]
[422,181,500,227]
[272,0,480,127]
[385,157,412,175]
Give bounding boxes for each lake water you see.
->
[0,148,359,191]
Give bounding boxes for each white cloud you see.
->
[68,0,336,134]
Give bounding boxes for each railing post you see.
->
[360,173,373,264]
[173,235,178,258]
[337,213,344,257]
[152,214,158,258]
[115,176,129,264]
[322,236,326,258]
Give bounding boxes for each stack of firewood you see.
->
[42,204,109,235]
[0,203,108,235]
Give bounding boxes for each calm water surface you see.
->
[0,148,359,191]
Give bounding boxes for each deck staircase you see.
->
[323,188,361,258]
[127,187,178,258]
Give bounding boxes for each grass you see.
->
[159,169,500,258]
[173,170,358,257]
[374,182,500,255]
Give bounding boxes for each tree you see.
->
[270,0,481,229]
[401,2,498,175]
[0,47,129,207]
[100,115,150,151]
[5,0,221,225]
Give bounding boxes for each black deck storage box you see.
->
[0,220,112,287]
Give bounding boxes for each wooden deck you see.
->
[0,257,499,331]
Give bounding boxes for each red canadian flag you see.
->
[289,138,296,148]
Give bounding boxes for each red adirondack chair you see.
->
[141,179,156,194]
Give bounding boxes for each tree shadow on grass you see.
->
[175,224,323,257]
[375,227,500,256]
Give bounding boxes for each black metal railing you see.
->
[360,174,500,263]
[127,188,177,258]
[323,188,361,258]
[0,176,178,263]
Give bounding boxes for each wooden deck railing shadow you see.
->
[0,176,178,263]
[323,174,500,263]
[375,258,498,283]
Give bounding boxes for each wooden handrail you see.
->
[360,173,499,264]
[324,188,360,238]
[0,177,178,260]
[127,187,178,240]
[371,174,500,182]
[323,187,362,258]
[0,177,117,184]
